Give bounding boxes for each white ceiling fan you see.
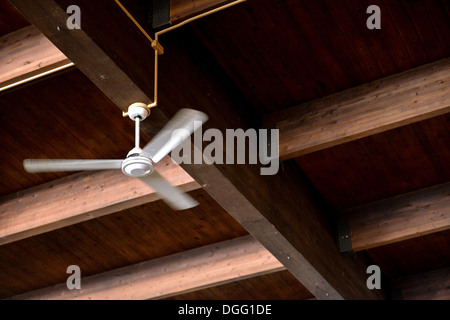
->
[24,104,208,210]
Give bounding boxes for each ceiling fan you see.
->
[23,104,208,210]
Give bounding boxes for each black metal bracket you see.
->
[337,220,353,253]
[149,0,171,31]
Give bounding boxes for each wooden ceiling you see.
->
[296,113,450,211]
[194,0,450,113]
[0,188,248,298]
[0,0,449,300]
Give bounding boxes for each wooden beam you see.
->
[0,156,199,245]
[0,25,72,92]
[11,0,384,299]
[339,183,450,252]
[393,268,450,300]
[155,33,384,299]
[170,0,237,24]
[8,235,284,300]
[265,58,450,160]
[157,29,384,300]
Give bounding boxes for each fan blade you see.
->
[24,159,123,173]
[139,170,198,210]
[142,108,208,163]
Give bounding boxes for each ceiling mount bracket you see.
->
[150,0,171,31]
[122,102,152,120]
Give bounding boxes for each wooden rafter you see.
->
[0,25,72,91]
[339,183,450,252]
[265,58,450,160]
[9,235,284,300]
[10,0,383,299]
[0,156,199,245]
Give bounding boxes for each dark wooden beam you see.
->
[393,268,450,300]
[10,0,383,299]
[9,235,284,300]
[265,58,450,160]
[339,183,450,252]
[156,26,384,300]
[0,156,199,245]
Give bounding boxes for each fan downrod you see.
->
[120,102,155,177]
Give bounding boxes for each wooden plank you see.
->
[342,182,450,252]
[8,235,285,300]
[393,268,450,300]
[0,156,200,245]
[11,0,384,299]
[170,0,236,24]
[265,58,450,160]
[0,25,72,91]
[165,270,314,300]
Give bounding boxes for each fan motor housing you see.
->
[122,156,154,177]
